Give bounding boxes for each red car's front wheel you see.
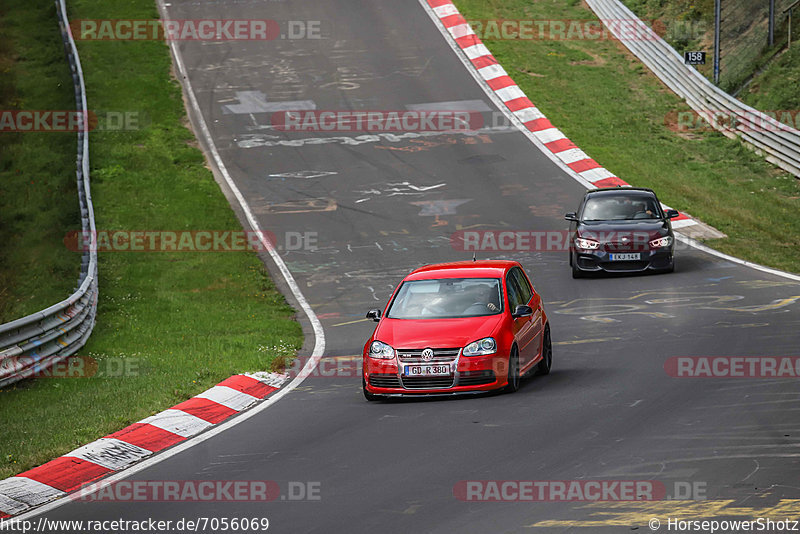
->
[537,326,552,375]
[505,345,520,393]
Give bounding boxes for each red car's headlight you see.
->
[463,337,496,357]
[369,340,395,359]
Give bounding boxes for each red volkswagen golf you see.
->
[362,260,552,400]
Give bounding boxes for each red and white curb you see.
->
[425,0,697,230]
[0,372,287,518]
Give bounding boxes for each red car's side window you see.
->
[506,272,524,310]
[511,268,532,305]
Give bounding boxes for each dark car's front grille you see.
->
[458,370,496,386]
[401,376,455,389]
[369,374,401,388]
[397,348,460,364]
[602,260,649,271]
[604,242,646,252]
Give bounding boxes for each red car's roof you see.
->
[404,260,519,281]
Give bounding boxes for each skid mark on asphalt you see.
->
[411,199,471,216]
[267,170,338,180]
[553,337,622,346]
[553,291,800,323]
[702,296,800,313]
[222,91,315,114]
[236,125,515,149]
[251,197,337,214]
[374,133,494,153]
[737,279,800,289]
[527,499,800,528]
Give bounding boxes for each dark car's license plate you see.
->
[609,253,641,261]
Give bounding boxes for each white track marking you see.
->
[195,386,260,412]
[139,409,213,438]
[66,438,152,471]
[0,478,64,510]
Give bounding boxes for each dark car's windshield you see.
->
[387,278,503,319]
[582,195,661,221]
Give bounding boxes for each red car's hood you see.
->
[374,314,504,349]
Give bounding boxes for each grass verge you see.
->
[454,0,800,273]
[0,1,79,322]
[0,0,302,479]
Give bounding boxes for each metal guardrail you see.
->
[0,0,98,387]
[586,0,800,178]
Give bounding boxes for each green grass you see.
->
[455,0,800,273]
[0,0,302,479]
[742,44,800,114]
[0,2,79,321]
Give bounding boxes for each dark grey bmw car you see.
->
[565,188,679,278]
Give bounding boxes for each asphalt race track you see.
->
[40,1,800,532]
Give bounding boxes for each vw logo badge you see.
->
[421,348,434,361]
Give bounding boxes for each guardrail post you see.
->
[769,0,776,47]
[714,0,721,85]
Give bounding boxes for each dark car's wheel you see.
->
[537,326,552,375]
[363,377,380,401]
[504,345,521,393]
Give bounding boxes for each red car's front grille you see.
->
[369,374,400,388]
[458,370,495,386]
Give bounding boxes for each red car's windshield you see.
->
[386,278,503,319]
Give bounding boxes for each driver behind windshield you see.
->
[463,284,500,314]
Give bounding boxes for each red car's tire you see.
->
[537,326,552,376]
[504,345,521,393]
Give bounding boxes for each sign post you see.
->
[713,0,721,86]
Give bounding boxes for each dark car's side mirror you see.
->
[564,212,578,222]
[366,309,382,322]
[511,305,533,318]
[666,209,680,219]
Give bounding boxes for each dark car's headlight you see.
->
[649,236,673,248]
[574,237,600,250]
[463,337,496,357]
[369,340,395,359]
